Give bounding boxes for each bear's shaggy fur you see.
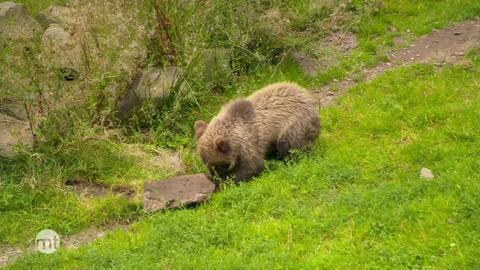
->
[195,82,320,182]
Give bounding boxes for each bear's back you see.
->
[249,82,316,121]
[245,82,318,143]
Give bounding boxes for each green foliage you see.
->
[15,0,67,14]
[10,54,480,269]
[2,2,480,268]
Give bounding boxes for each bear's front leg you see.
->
[234,155,265,183]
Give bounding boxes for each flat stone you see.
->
[420,167,434,180]
[113,41,147,74]
[0,113,33,157]
[143,174,216,212]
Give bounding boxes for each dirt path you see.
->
[0,225,129,268]
[317,19,480,106]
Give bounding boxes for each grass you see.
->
[9,52,480,269]
[0,138,180,244]
[312,0,480,85]
[1,0,480,268]
[16,0,67,14]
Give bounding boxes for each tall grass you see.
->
[135,0,375,146]
[2,0,376,151]
[0,0,379,245]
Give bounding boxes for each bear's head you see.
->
[194,119,239,179]
[194,99,254,179]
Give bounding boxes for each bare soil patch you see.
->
[64,177,136,199]
[317,19,480,106]
[0,246,22,268]
[293,31,358,76]
[0,224,129,267]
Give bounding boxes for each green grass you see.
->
[0,137,182,245]
[2,0,480,267]
[9,52,480,269]
[313,0,480,85]
[16,0,67,14]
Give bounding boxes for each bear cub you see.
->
[195,82,320,183]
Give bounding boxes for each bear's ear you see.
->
[228,99,254,120]
[194,120,208,139]
[214,137,230,155]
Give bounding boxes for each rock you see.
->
[143,174,216,212]
[420,167,434,180]
[0,99,28,120]
[36,5,75,29]
[117,82,140,122]
[133,66,181,99]
[117,66,183,121]
[113,41,147,74]
[0,1,42,40]
[0,113,33,157]
[41,24,82,75]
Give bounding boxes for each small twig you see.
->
[36,87,45,116]
[23,102,37,143]
[335,21,356,46]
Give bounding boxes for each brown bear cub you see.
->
[194,82,320,183]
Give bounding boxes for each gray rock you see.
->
[420,167,435,180]
[134,66,181,99]
[0,1,42,40]
[118,66,183,121]
[0,99,28,120]
[143,174,216,212]
[0,113,33,157]
[113,41,147,74]
[36,5,74,29]
[41,24,82,74]
[117,82,140,122]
